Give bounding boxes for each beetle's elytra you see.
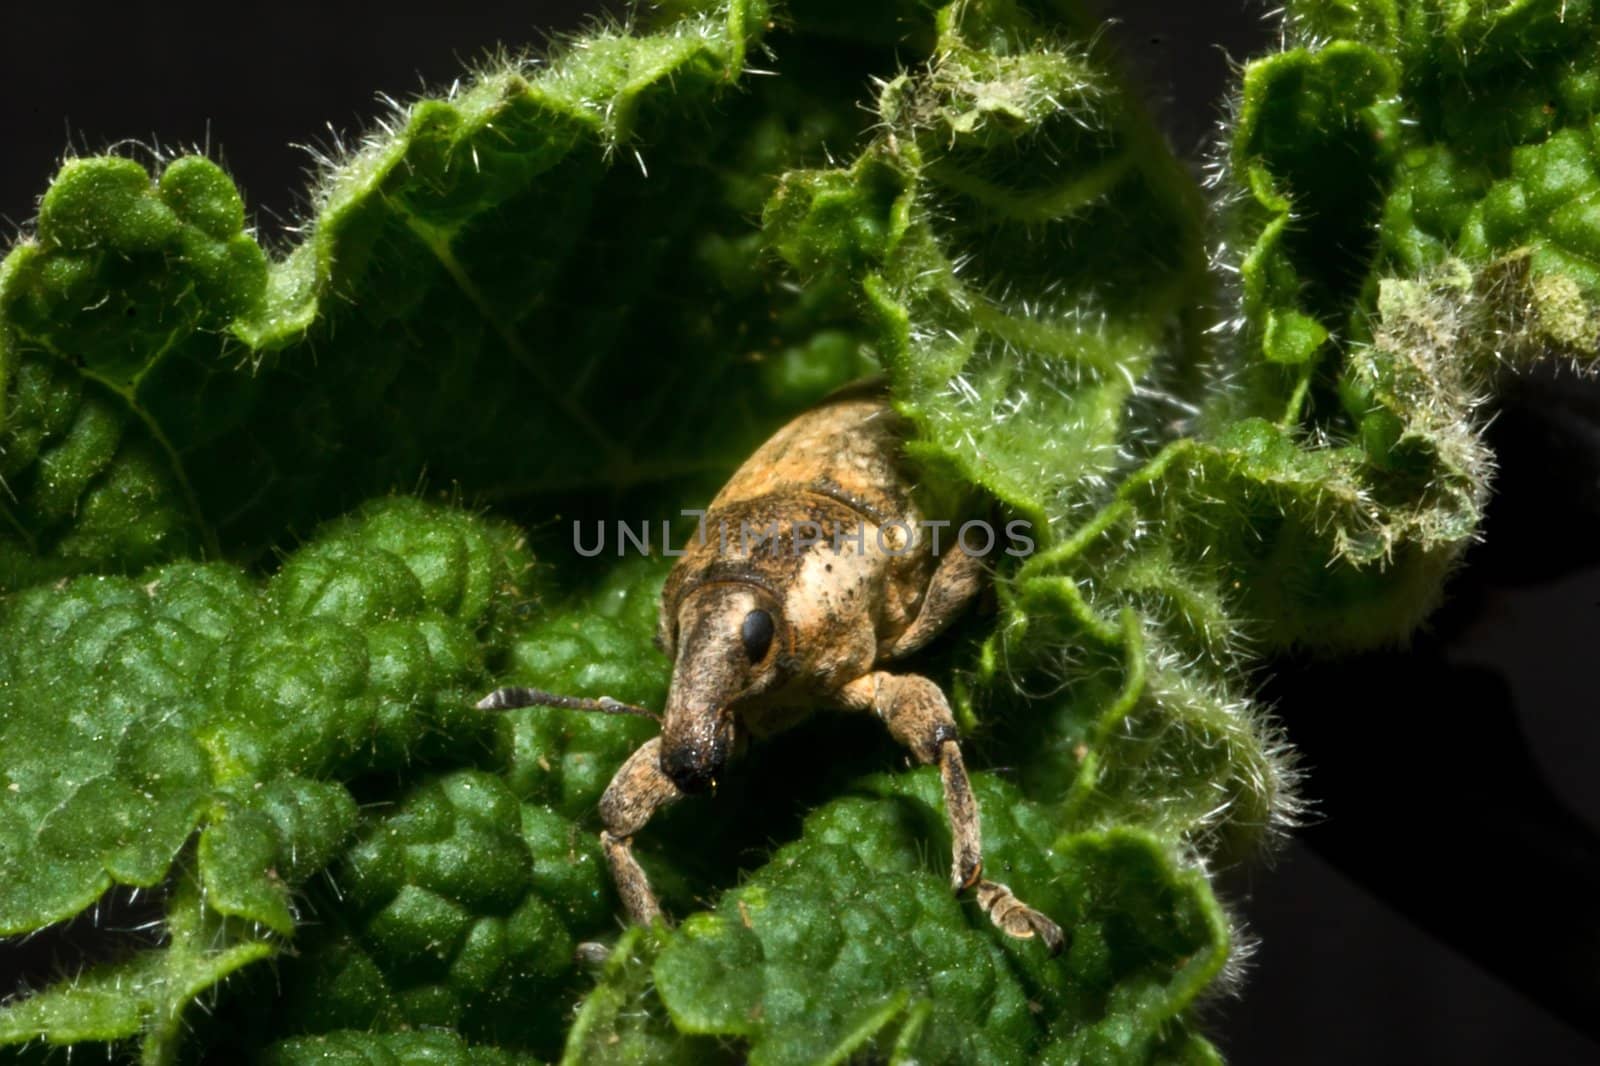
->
[480,381,1064,953]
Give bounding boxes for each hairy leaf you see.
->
[2,0,1594,1062]
[1209,0,1600,645]
[263,1029,541,1066]
[642,774,1228,1066]
[0,0,880,586]
[0,498,531,1055]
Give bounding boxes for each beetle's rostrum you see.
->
[479,381,1065,954]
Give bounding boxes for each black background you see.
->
[2,4,1598,1063]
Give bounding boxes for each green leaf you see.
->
[263,1030,541,1066]
[769,6,1211,534]
[0,498,532,1057]
[572,773,1226,1066]
[494,555,669,818]
[1204,0,1600,648]
[0,0,882,586]
[8,0,1598,1060]
[559,926,718,1066]
[0,873,274,1061]
[763,0,1297,872]
[187,556,680,1060]
[314,771,599,1045]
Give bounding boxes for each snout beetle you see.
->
[479,382,1064,953]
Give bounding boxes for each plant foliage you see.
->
[1,0,1594,1062]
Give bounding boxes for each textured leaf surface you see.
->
[3,0,1596,1062]
[0,498,531,1054]
[646,773,1226,1066]
[763,0,1297,872]
[0,874,273,1059]
[263,1029,541,1066]
[0,0,875,586]
[1210,0,1600,645]
[0,1,1275,1061]
[174,557,675,1062]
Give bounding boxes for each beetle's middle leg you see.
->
[884,545,987,660]
[838,672,1066,955]
[597,736,683,926]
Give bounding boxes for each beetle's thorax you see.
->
[657,390,938,670]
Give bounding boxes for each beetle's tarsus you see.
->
[976,880,1068,956]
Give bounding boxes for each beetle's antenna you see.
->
[476,686,662,724]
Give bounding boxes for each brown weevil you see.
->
[478,382,1065,954]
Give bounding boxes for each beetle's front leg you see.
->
[839,672,1066,955]
[598,736,683,925]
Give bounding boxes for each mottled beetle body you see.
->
[482,383,1064,952]
[654,386,938,782]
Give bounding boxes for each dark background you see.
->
[3,4,1598,1063]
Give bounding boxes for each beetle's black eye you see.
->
[741,609,774,663]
